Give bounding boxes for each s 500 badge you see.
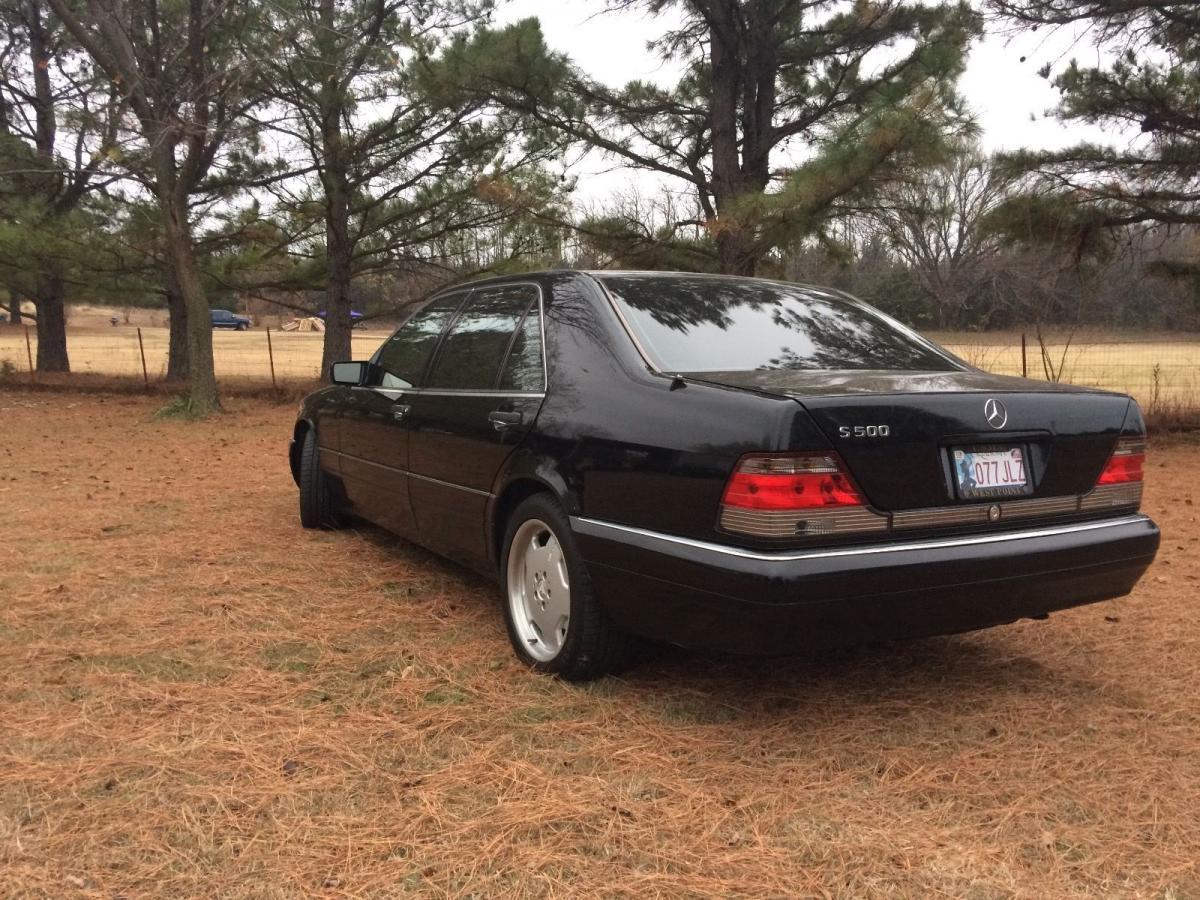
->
[839,424,891,438]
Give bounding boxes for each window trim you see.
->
[589,275,662,374]
[421,281,547,395]
[494,289,548,393]
[493,300,534,390]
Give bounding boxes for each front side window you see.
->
[426,285,539,390]
[600,276,958,373]
[374,294,466,388]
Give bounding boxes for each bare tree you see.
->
[869,150,1012,328]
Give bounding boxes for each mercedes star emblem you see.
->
[984,398,1008,430]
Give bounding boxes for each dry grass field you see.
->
[1,388,1198,898]
[924,331,1200,413]
[2,322,1198,411]
[0,325,385,382]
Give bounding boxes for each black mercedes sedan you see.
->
[289,271,1160,679]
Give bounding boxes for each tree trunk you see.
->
[34,275,69,371]
[6,289,22,325]
[705,0,772,278]
[321,248,354,374]
[318,0,354,375]
[709,2,745,276]
[716,232,760,277]
[320,181,355,373]
[24,0,69,363]
[159,177,219,413]
[164,275,190,382]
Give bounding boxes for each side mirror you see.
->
[330,360,370,385]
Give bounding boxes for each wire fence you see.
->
[936,335,1200,413]
[0,325,384,385]
[2,325,1198,413]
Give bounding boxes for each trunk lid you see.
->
[685,369,1133,511]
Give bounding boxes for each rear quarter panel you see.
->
[495,274,828,543]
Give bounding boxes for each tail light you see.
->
[722,453,864,509]
[719,453,887,538]
[1082,436,1145,512]
[1096,436,1145,485]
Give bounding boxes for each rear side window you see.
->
[601,276,957,373]
[499,307,545,392]
[375,294,464,388]
[426,285,539,390]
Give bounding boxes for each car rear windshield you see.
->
[600,276,958,373]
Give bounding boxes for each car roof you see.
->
[434,269,836,295]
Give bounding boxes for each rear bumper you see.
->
[571,514,1161,655]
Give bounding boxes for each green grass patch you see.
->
[651,692,742,725]
[80,652,224,682]
[422,685,471,706]
[260,640,321,673]
[380,576,442,599]
[153,395,224,421]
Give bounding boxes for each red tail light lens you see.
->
[1097,437,1146,485]
[721,453,864,510]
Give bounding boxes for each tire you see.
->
[237,323,248,331]
[501,494,636,680]
[298,427,341,529]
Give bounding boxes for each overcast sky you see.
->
[498,0,1125,204]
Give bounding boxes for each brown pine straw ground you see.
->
[0,389,1197,899]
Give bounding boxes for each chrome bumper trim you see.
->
[719,505,889,538]
[892,494,1082,529]
[1081,482,1143,512]
[570,514,1151,563]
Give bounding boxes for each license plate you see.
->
[952,446,1028,498]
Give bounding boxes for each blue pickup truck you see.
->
[210,309,251,331]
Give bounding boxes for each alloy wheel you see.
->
[506,518,571,661]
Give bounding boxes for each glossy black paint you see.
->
[406,389,543,568]
[292,270,1161,654]
[683,369,1135,510]
[574,516,1159,654]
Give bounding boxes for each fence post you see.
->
[136,327,150,390]
[1020,332,1027,378]
[266,327,277,389]
[24,324,34,384]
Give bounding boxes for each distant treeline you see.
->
[2,0,1196,412]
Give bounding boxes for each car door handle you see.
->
[392,404,411,422]
[488,410,523,431]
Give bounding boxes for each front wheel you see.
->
[298,427,341,529]
[501,495,635,680]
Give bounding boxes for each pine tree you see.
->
[45,0,267,414]
[472,2,979,275]
[991,2,1200,239]
[251,4,571,373]
[0,0,121,371]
